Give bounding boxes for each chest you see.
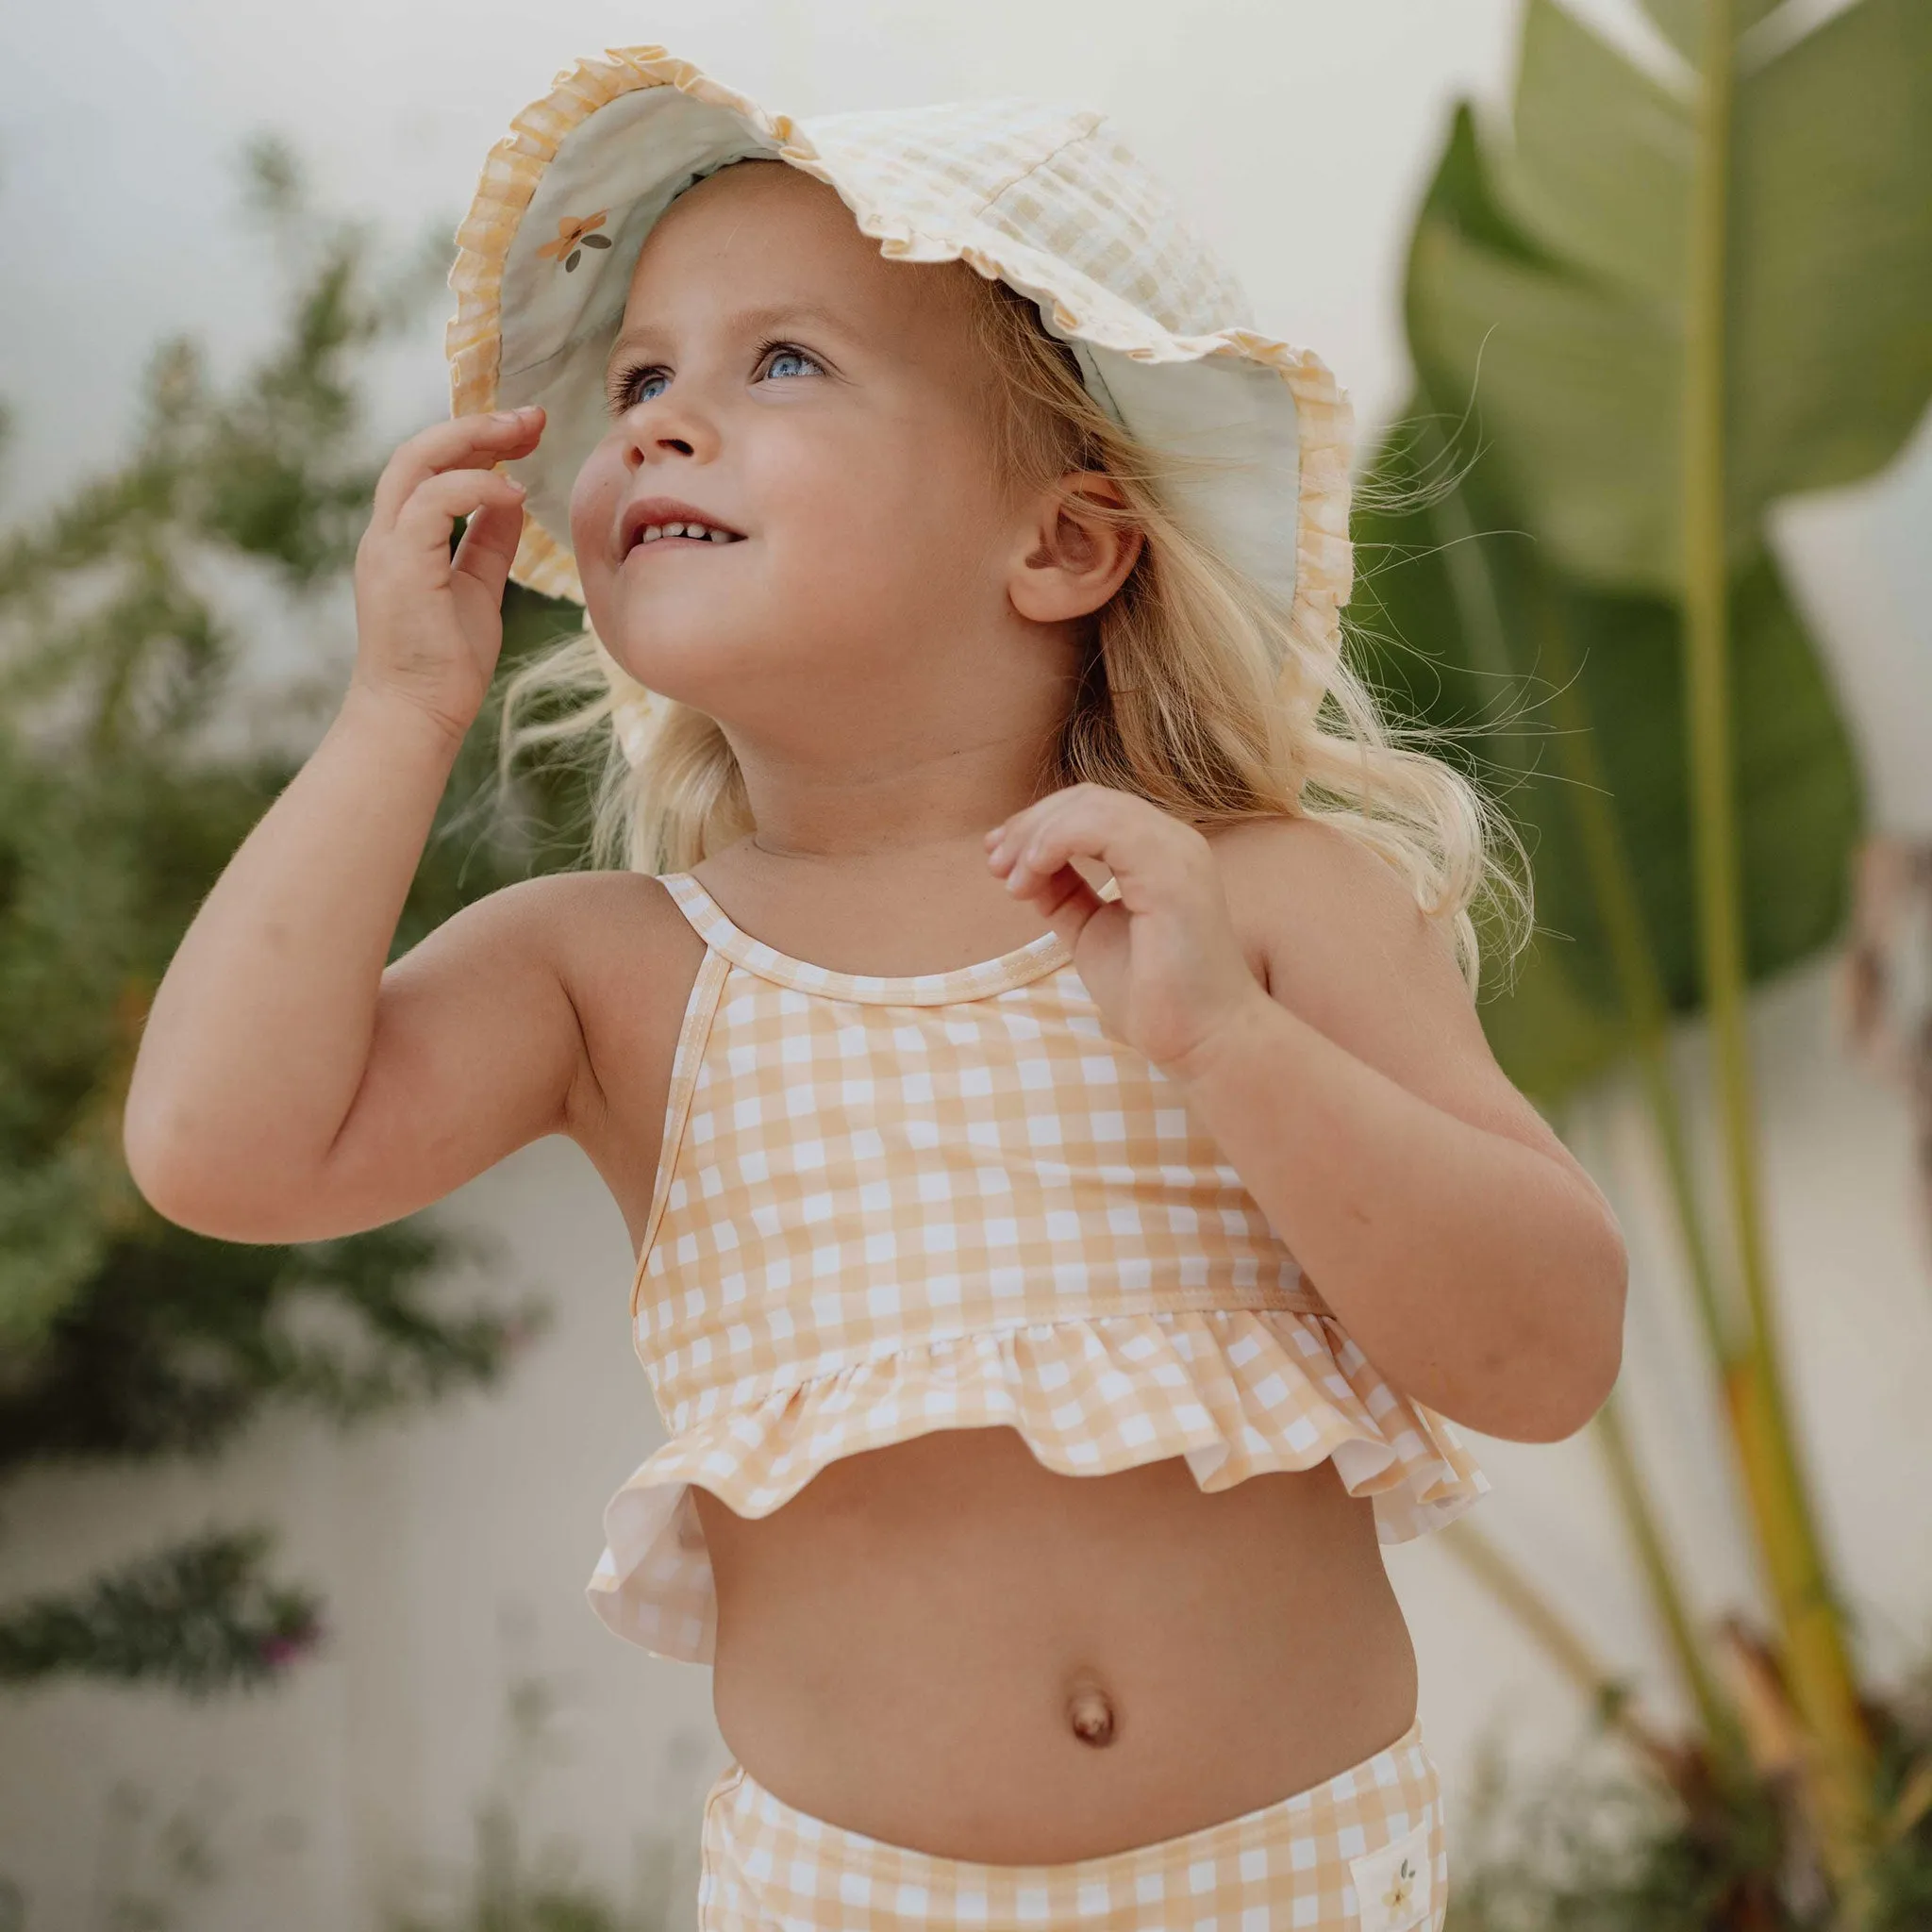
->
[562,873,1277,1262]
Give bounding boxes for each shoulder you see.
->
[1202,815,1578,1171]
[456,868,704,1152]
[458,866,692,970]
[1197,808,1530,1120]
[466,859,702,1032]
[507,866,707,1009]
[1204,813,1467,1014]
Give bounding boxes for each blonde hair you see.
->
[494,266,1531,997]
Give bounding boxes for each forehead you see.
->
[612,159,982,350]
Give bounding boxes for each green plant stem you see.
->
[1438,1519,1683,1778]
[1415,436,1757,1783]
[1590,1385,1755,1788]
[1414,411,1737,1373]
[1524,572,1738,1371]
[1682,0,1875,1884]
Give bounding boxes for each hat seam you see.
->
[973,111,1107,214]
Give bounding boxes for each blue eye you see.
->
[606,363,665,413]
[763,345,822,381]
[605,341,824,416]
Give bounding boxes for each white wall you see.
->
[4,1,1931,1925]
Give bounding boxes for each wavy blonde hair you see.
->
[494,267,1531,997]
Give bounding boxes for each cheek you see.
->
[568,447,625,585]
[757,413,1002,565]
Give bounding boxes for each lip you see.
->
[619,495,746,558]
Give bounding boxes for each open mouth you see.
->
[627,520,745,553]
[620,502,748,559]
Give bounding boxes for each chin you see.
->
[591,607,777,702]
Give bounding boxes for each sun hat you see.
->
[445,46,1354,761]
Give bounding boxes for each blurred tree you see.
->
[1348,0,1932,1922]
[0,138,598,1695]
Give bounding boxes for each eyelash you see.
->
[605,338,824,415]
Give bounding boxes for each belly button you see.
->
[1065,1674,1117,1747]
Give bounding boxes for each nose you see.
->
[621,391,721,472]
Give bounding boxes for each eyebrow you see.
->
[605,300,862,365]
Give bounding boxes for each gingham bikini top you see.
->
[587,870,1490,1664]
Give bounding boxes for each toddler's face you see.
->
[570,160,1029,724]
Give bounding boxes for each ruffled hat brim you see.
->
[446,45,1352,667]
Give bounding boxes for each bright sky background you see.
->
[4,0,1927,819]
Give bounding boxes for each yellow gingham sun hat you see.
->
[446,46,1354,758]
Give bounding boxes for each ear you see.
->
[1006,472,1144,625]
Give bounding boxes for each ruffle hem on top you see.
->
[587,1306,1489,1664]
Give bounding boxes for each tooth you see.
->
[708,528,731,543]
[642,525,663,541]
[666,522,689,537]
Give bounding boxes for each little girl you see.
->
[124,45,1627,1932]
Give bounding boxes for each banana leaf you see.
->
[1368,0,1932,1883]
[1351,103,1864,1107]
[1404,0,1932,597]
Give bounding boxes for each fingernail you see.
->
[491,409,521,426]
[508,478,526,495]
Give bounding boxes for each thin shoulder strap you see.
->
[658,872,748,964]
[629,937,731,1324]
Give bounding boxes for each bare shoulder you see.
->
[1203,815,1585,1178]
[167,867,702,1246]
[518,862,697,960]
[443,865,691,1006]
[382,863,701,1146]
[1204,813,1466,1015]
[505,864,706,1093]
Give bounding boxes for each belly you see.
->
[691,1425,1420,1864]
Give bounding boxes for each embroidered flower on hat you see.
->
[537,210,613,273]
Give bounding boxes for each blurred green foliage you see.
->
[1370,0,1932,1923]
[0,136,598,1693]
[1445,1654,1932,1932]
[0,1530,321,1696]
[1357,0,1928,1108]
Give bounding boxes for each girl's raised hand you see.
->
[350,407,545,741]
[984,782,1273,1077]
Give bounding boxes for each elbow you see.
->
[1489,1214,1630,1443]
[122,1100,279,1243]
[122,1097,192,1225]
[1501,1324,1624,1442]
[122,1063,197,1223]
[122,1117,224,1238]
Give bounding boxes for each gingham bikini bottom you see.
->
[695,1714,1447,1932]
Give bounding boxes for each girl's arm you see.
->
[1171,818,1628,1445]
[123,408,586,1244]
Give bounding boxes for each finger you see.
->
[451,492,526,604]
[391,470,528,559]
[992,784,1108,876]
[1008,855,1108,924]
[370,408,544,532]
[985,781,1090,858]
[1002,788,1174,899]
[987,796,1082,891]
